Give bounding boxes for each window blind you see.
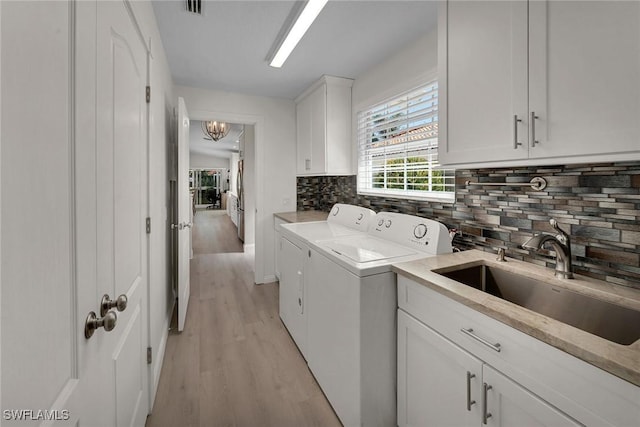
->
[357,80,454,201]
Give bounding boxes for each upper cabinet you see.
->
[438,0,640,168]
[296,76,354,176]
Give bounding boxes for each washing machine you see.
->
[305,212,453,427]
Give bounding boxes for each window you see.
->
[357,80,454,201]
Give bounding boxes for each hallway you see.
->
[146,210,341,427]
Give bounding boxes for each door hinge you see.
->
[146,86,150,103]
[147,347,152,364]
[146,217,151,234]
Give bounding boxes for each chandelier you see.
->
[202,120,229,141]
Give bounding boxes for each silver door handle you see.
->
[84,310,117,339]
[483,382,493,424]
[466,371,476,411]
[531,111,539,146]
[101,294,128,317]
[513,115,522,149]
[461,328,501,352]
[170,223,183,230]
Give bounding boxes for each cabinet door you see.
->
[529,1,640,160]
[398,310,481,427]
[296,97,312,174]
[309,84,327,174]
[482,365,581,427]
[278,237,307,357]
[439,0,528,165]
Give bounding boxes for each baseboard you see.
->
[261,274,277,284]
[149,300,174,412]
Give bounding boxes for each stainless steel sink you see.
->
[438,264,640,345]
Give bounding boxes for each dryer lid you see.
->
[319,235,415,263]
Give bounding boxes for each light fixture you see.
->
[202,120,229,141]
[269,0,329,68]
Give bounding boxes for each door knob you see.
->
[101,293,128,317]
[171,223,183,230]
[84,310,117,339]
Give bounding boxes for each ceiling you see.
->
[152,0,438,100]
[190,121,244,158]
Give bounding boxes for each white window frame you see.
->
[356,79,454,202]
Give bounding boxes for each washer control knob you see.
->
[385,220,392,228]
[357,213,364,220]
[414,224,428,239]
[332,206,340,216]
[378,219,384,226]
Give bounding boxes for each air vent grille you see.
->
[186,0,202,15]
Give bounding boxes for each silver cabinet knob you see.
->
[101,293,128,317]
[84,310,117,339]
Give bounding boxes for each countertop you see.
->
[274,210,329,224]
[392,249,640,386]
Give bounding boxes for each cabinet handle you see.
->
[461,328,501,352]
[531,111,539,146]
[513,115,523,149]
[466,371,476,411]
[482,382,493,424]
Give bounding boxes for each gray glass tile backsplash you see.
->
[297,162,640,289]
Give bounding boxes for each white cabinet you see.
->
[397,276,640,426]
[482,365,581,427]
[398,310,482,427]
[278,236,307,357]
[439,0,640,168]
[296,75,353,176]
[227,193,238,227]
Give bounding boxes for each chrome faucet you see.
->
[522,219,574,279]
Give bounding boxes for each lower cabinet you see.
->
[397,276,640,427]
[398,310,481,426]
[398,311,580,427]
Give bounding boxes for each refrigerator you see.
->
[237,159,245,242]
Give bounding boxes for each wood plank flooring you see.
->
[146,209,341,427]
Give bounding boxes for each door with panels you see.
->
[2,1,149,426]
[439,0,528,165]
[528,0,640,159]
[398,310,482,427]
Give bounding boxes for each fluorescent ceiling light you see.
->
[269,0,329,68]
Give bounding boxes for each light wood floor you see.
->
[146,209,341,427]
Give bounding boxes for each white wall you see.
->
[175,85,297,284]
[128,0,175,411]
[189,152,230,170]
[351,29,438,170]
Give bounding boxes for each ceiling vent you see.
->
[186,0,202,15]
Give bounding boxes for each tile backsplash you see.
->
[296,162,640,289]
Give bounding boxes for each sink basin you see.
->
[438,264,640,345]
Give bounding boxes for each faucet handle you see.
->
[549,219,569,245]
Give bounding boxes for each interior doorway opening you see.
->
[190,168,228,210]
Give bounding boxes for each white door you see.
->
[439,0,529,165]
[1,1,149,426]
[528,0,640,159]
[397,310,481,427]
[483,365,581,427]
[176,97,191,332]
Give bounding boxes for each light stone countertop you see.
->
[274,210,329,224]
[392,249,640,386]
